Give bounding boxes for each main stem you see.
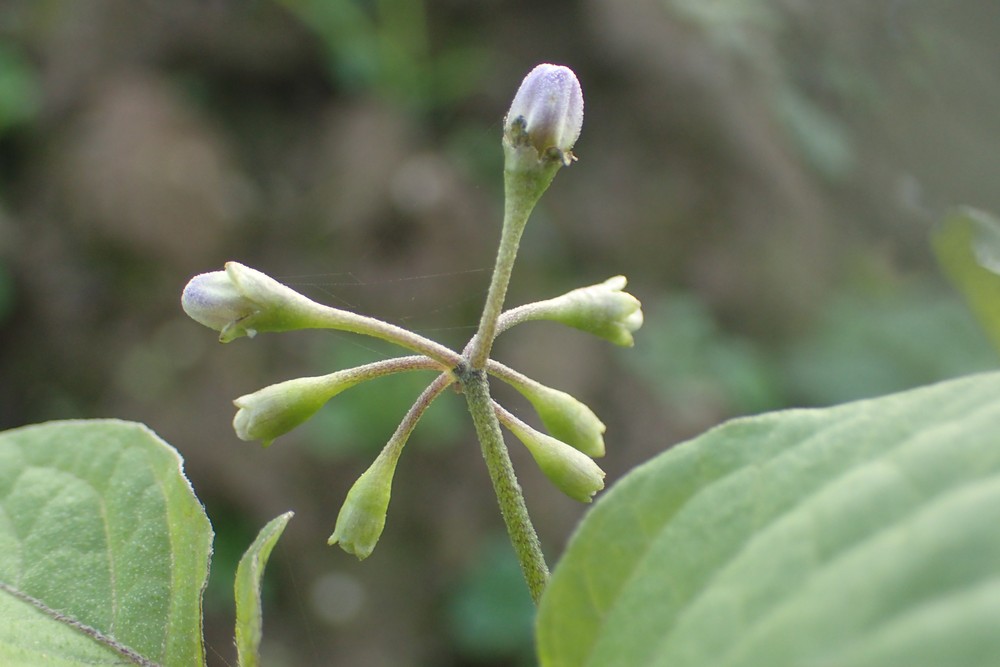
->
[467,165,553,370]
[462,158,561,604]
[461,366,549,604]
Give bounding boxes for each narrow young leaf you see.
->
[537,371,1000,667]
[235,511,293,667]
[933,207,1000,354]
[0,420,214,666]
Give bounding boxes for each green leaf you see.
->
[934,207,1000,354]
[0,420,213,666]
[235,511,293,667]
[0,43,40,132]
[537,371,1000,667]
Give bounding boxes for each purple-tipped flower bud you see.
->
[505,63,584,166]
[181,262,322,342]
[181,270,252,335]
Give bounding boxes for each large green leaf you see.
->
[0,420,213,666]
[235,511,292,667]
[537,371,1000,667]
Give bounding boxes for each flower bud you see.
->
[512,380,606,458]
[503,414,605,503]
[505,63,584,166]
[233,372,362,446]
[328,449,398,560]
[181,262,322,342]
[514,276,643,347]
[180,270,249,333]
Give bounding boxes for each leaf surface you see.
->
[0,420,213,666]
[537,371,1000,667]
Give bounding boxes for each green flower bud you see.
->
[233,372,362,446]
[326,372,450,558]
[328,449,398,560]
[511,379,606,458]
[504,276,643,347]
[505,63,583,167]
[182,262,322,342]
[502,413,605,503]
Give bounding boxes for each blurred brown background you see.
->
[1,1,998,665]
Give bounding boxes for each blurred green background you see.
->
[1,1,998,665]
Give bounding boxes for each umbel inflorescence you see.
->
[181,64,641,600]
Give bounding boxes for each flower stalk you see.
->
[182,262,460,367]
[180,63,642,605]
[329,373,454,559]
[458,364,549,603]
[233,356,443,446]
[466,64,584,371]
[456,64,586,598]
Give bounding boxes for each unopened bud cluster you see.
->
[181,64,642,562]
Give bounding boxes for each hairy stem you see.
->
[387,372,454,458]
[466,223,527,369]
[459,365,549,603]
[322,355,448,390]
[461,151,563,602]
[311,307,461,368]
[467,166,554,370]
